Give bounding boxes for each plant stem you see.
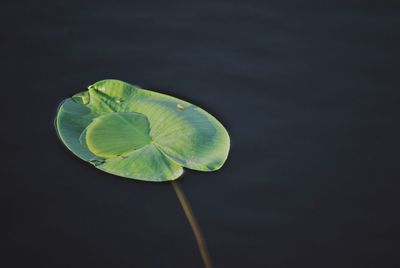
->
[172,181,214,268]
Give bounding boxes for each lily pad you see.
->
[56,79,230,182]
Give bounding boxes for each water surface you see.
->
[2,1,400,267]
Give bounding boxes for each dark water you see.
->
[2,1,400,267]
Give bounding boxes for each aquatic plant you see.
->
[56,79,230,267]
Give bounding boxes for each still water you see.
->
[2,1,400,267]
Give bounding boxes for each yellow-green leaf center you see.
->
[85,112,152,158]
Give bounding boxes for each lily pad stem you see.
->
[172,181,214,268]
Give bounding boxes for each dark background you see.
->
[2,0,400,267]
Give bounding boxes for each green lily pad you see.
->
[56,79,230,182]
